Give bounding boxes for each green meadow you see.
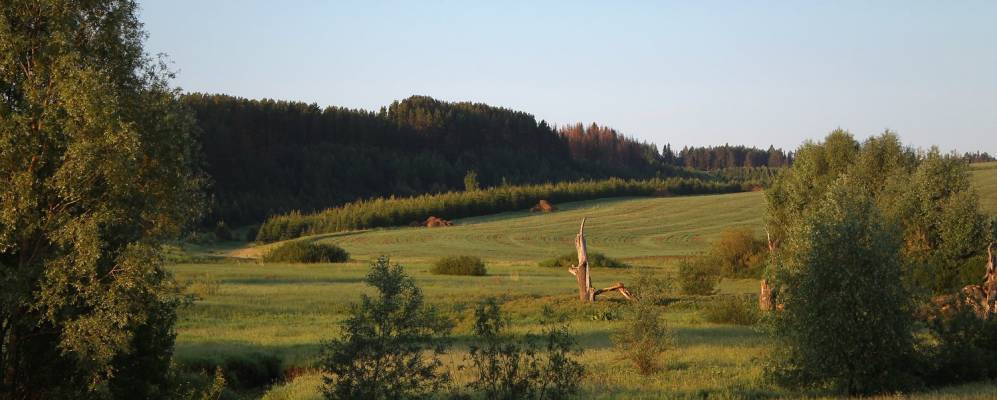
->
[169,167,997,399]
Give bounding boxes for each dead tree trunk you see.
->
[759,228,776,311]
[567,218,634,302]
[959,242,997,319]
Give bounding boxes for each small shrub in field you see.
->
[321,256,452,400]
[612,301,673,375]
[702,295,760,325]
[538,252,629,269]
[431,255,487,276]
[467,298,584,400]
[677,257,721,295]
[710,227,767,278]
[262,241,349,263]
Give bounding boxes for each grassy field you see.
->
[971,161,997,215]
[169,168,997,399]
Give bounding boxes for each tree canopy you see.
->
[1,1,202,397]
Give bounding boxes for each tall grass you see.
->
[257,177,748,242]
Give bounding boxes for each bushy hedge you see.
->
[702,294,760,325]
[262,241,349,263]
[538,252,630,269]
[256,177,747,242]
[677,257,721,295]
[430,256,487,276]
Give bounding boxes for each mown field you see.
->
[169,166,997,399]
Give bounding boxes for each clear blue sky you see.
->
[139,1,996,153]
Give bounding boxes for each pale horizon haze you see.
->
[140,1,996,154]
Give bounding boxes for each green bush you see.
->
[612,301,673,375]
[430,255,487,276]
[321,256,452,400]
[710,227,767,278]
[921,300,997,386]
[677,257,721,295]
[702,294,760,325]
[538,252,629,269]
[262,241,349,263]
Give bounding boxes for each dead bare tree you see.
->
[759,228,777,311]
[567,217,634,302]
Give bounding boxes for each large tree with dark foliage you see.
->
[0,1,202,398]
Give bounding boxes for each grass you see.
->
[971,161,997,215]
[168,179,997,399]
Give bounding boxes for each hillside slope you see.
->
[971,161,997,215]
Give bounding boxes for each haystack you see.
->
[425,216,453,227]
[530,199,556,213]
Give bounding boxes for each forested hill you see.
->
[186,94,784,225]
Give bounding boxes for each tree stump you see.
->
[567,218,634,302]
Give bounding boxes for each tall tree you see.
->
[769,179,917,395]
[0,1,202,397]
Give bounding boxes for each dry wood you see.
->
[958,242,997,319]
[568,218,634,302]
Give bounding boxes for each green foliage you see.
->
[183,352,282,391]
[0,1,203,397]
[464,170,480,191]
[766,130,989,295]
[677,257,721,295]
[467,298,584,400]
[538,251,630,269]
[263,241,349,264]
[430,255,487,276]
[921,302,997,386]
[768,181,918,395]
[710,227,767,278]
[256,177,747,242]
[320,257,452,400]
[611,301,673,375]
[702,295,761,326]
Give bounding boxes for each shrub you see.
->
[710,227,767,278]
[467,298,584,400]
[768,181,918,396]
[538,252,629,269]
[183,352,282,391]
[612,301,673,375]
[321,256,452,400]
[677,257,721,295]
[702,294,760,325]
[920,300,997,386]
[431,256,487,276]
[262,241,349,263]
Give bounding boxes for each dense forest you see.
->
[189,94,680,225]
[188,94,800,226]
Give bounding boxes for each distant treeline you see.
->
[188,94,792,226]
[255,177,756,243]
[189,94,690,225]
[963,151,996,163]
[664,144,794,170]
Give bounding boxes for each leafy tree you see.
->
[769,180,918,395]
[710,227,767,277]
[0,1,203,398]
[320,256,451,400]
[612,299,672,375]
[766,131,989,294]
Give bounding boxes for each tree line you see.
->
[255,177,755,243]
[188,94,793,226]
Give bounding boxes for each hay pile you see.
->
[530,199,556,213]
[424,216,453,227]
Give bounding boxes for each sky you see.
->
[139,0,996,153]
